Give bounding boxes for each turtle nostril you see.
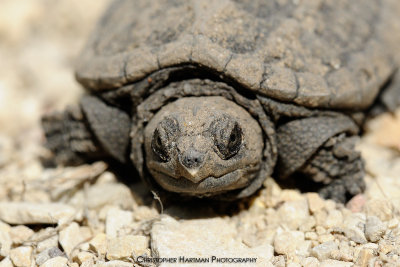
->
[181,149,204,169]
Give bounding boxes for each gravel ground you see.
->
[0,1,400,267]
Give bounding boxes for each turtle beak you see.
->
[178,148,207,183]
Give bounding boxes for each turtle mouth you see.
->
[151,164,260,196]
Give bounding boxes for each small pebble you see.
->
[306,193,325,213]
[305,232,318,240]
[35,247,64,266]
[0,257,13,267]
[318,234,335,243]
[0,230,11,257]
[106,235,148,260]
[272,255,286,267]
[273,230,305,256]
[37,235,59,253]
[300,257,319,267]
[387,218,399,229]
[132,206,159,221]
[96,260,133,267]
[355,248,374,267]
[287,262,301,267]
[324,210,343,228]
[0,202,76,225]
[9,225,34,245]
[9,246,33,267]
[86,183,136,210]
[105,208,132,238]
[365,216,385,242]
[299,216,316,232]
[316,225,326,235]
[346,194,366,213]
[73,251,95,265]
[311,241,338,261]
[80,259,94,267]
[324,200,336,211]
[342,213,367,244]
[319,259,353,267]
[39,256,68,267]
[379,243,394,255]
[361,243,379,251]
[89,233,107,256]
[276,200,309,230]
[59,222,87,256]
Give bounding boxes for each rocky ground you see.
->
[0,1,400,266]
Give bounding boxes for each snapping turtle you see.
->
[42,0,400,202]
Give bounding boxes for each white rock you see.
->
[80,259,95,267]
[306,193,325,213]
[365,216,385,242]
[89,233,107,256]
[299,216,316,232]
[273,230,306,256]
[249,241,274,262]
[73,251,95,265]
[342,213,367,244]
[311,241,338,261]
[318,234,335,243]
[9,225,34,244]
[9,246,33,267]
[105,208,132,238]
[355,248,373,267]
[59,222,86,256]
[0,257,13,267]
[39,256,68,267]
[361,243,379,251]
[0,230,11,257]
[324,210,343,229]
[305,231,318,240]
[319,259,353,267]
[0,221,10,233]
[106,235,148,260]
[387,218,399,229]
[276,199,309,230]
[95,260,133,267]
[37,234,59,253]
[272,255,286,267]
[86,183,136,210]
[151,216,271,266]
[300,257,319,267]
[47,162,108,201]
[35,247,64,266]
[0,202,75,225]
[132,206,159,221]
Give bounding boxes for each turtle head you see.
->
[144,96,263,196]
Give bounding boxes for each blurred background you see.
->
[0,0,109,138]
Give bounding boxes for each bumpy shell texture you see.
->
[76,0,400,109]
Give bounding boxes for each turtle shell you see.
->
[76,0,400,109]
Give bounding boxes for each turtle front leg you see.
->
[299,134,365,203]
[42,105,104,165]
[42,96,131,165]
[276,114,364,202]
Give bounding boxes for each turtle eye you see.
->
[151,117,180,162]
[227,123,242,156]
[151,128,170,162]
[211,119,243,160]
